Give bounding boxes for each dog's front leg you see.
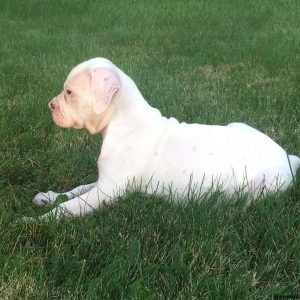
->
[33,182,97,206]
[38,183,118,219]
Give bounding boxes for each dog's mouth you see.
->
[51,112,64,127]
[50,109,67,127]
[51,110,83,129]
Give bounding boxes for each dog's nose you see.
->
[48,101,55,111]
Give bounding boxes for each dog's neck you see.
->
[84,105,115,135]
[104,73,162,138]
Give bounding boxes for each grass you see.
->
[1,0,300,298]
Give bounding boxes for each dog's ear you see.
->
[90,68,120,114]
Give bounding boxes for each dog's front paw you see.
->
[33,191,59,206]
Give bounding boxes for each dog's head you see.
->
[49,58,120,134]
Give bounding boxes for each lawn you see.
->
[1,0,300,298]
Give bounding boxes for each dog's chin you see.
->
[52,114,74,128]
[72,121,84,129]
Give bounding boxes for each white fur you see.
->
[33,58,300,219]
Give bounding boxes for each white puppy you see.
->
[33,58,300,218]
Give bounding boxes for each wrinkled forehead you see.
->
[64,69,91,90]
[66,58,117,81]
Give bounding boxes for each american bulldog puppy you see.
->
[32,58,300,219]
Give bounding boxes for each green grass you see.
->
[1,0,300,298]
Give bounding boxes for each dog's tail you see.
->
[288,154,300,179]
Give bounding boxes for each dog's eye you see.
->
[66,89,72,95]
